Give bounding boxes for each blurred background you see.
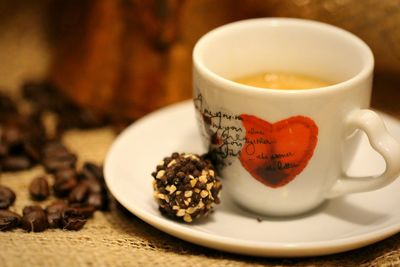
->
[0,0,399,123]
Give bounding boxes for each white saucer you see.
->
[104,100,400,257]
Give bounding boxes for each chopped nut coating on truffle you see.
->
[151,152,222,223]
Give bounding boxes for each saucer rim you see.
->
[104,100,400,257]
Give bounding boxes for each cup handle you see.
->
[326,109,400,198]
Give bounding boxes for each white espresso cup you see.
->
[192,18,400,216]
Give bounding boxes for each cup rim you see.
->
[193,18,374,96]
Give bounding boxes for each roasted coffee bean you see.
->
[43,142,73,158]
[22,205,43,216]
[46,201,67,228]
[53,177,77,198]
[29,177,49,201]
[0,186,16,209]
[47,212,62,228]
[84,179,103,194]
[43,141,67,156]
[87,192,108,211]
[0,113,46,164]
[43,155,76,173]
[69,204,96,219]
[46,201,67,214]
[1,156,31,171]
[21,208,47,232]
[80,162,104,182]
[68,181,89,203]
[62,207,87,230]
[42,141,77,173]
[0,89,112,232]
[47,149,75,162]
[0,209,21,231]
[23,141,41,162]
[22,82,75,127]
[54,168,77,181]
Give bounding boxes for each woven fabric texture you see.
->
[1,118,400,267]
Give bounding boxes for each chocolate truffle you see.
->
[152,152,222,223]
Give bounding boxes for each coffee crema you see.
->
[234,72,331,90]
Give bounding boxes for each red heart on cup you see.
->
[239,114,318,188]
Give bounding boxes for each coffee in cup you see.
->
[234,71,331,90]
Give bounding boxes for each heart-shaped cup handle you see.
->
[327,109,400,198]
